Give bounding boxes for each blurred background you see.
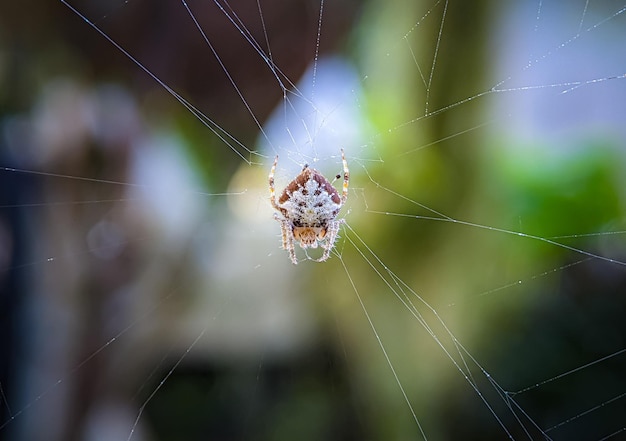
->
[1,0,626,440]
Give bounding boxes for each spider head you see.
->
[293,226,326,248]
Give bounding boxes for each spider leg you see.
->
[285,224,298,264]
[317,219,344,262]
[274,215,298,264]
[273,213,287,249]
[340,149,349,204]
[269,155,298,264]
[269,155,281,211]
[318,245,332,263]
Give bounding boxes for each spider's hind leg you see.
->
[316,219,344,262]
[276,216,298,265]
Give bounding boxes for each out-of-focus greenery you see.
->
[311,1,626,439]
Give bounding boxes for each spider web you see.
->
[1,0,626,440]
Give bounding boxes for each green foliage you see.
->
[490,140,624,241]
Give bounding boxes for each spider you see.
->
[269,149,349,264]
